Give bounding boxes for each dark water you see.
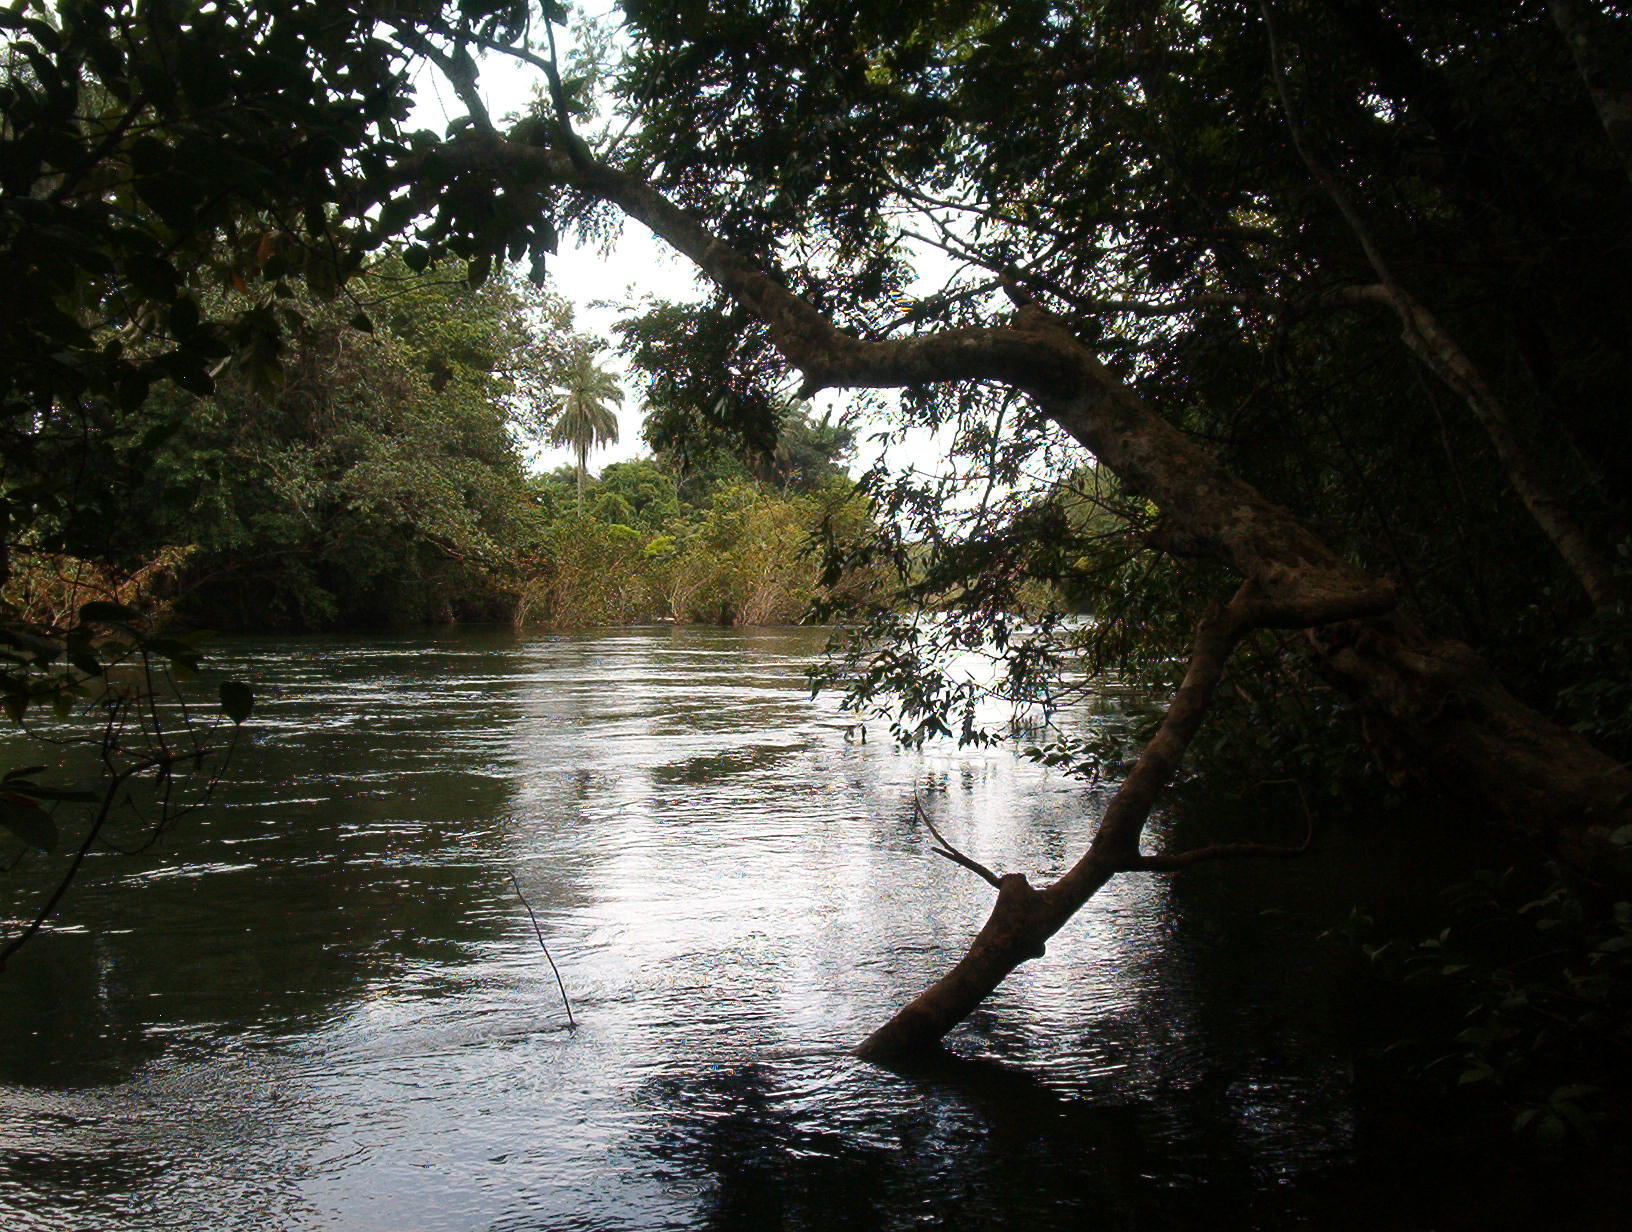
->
[0,626,1420,1229]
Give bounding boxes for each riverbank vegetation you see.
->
[1,256,868,632]
[3,0,1632,1214]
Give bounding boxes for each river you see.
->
[0,626,1448,1229]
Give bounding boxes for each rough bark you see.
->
[426,133,1632,1053]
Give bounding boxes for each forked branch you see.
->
[913,790,1002,888]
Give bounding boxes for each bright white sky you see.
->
[404,26,942,481]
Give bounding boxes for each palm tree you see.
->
[548,348,624,508]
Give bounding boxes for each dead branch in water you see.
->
[510,871,575,1029]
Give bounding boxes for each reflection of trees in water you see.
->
[1071,790,1372,1223]
[0,1141,163,1232]
[627,1045,1385,1231]
[0,931,161,1086]
[871,787,1365,1224]
[634,1065,890,1232]
[630,1059,1175,1231]
[0,631,536,1088]
[0,626,1413,1227]
[651,744,799,788]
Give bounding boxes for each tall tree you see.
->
[392,0,1632,1058]
[4,0,1630,1064]
[548,346,624,507]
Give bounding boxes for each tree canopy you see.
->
[3,0,1631,1089]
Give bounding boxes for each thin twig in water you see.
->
[510,871,576,1028]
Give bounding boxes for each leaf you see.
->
[1551,1084,1601,1103]
[220,680,254,724]
[140,417,185,450]
[146,637,202,672]
[0,791,58,852]
[169,295,200,337]
[168,358,215,395]
[78,601,141,624]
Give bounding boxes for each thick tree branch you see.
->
[389,25,493,134]
[1067,591,1253,877]
[431,137,1395,628]
[859,590,1254,1059]
[397,124,1632,1061]
[1264,4,1620,613]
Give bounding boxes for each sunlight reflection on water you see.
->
[0,626,1362,1230]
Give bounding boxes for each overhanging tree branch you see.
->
[396,105,1632,1058]
[413,122,1630,858]
[1263,2,1621,613]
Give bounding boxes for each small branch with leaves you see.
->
[0,601,255,969]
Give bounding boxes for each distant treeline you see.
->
[0,261,875,631]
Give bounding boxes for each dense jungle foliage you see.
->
[0,254,866,632]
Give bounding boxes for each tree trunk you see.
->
[1265,9,1622,613]
[859,594,1250,1058]
[1550,0,1632,186]
[443,135,1632,1055]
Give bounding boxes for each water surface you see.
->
[1,626,1387,1229]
